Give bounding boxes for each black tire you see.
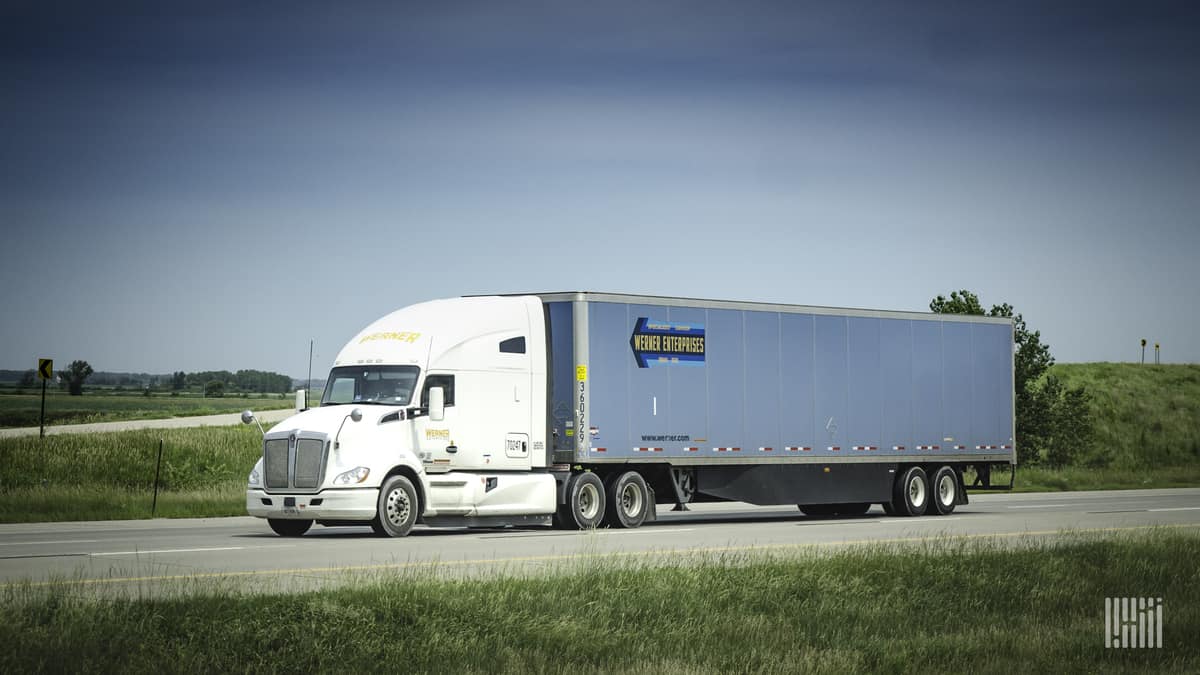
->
[604,471,650,528]
[561,472,605,530]
[799,504,836,516]
[929,466,958,515]
[372,474,419,537]
[892,466,929,516]
[836,502,871,516]
[268,518,312,537]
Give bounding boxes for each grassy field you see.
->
[0,426,263,522]
[1049,363,1200,469]
[2,530,1196,673]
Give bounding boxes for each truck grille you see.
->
[261,434,328,492]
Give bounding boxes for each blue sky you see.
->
[2,1,1198,376]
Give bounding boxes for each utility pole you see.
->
[306,339,314,409]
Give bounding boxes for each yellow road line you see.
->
[7,523,1199,589]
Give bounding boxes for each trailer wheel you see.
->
[930,466,958,515]
[562,472,605,529]
[372,474,418,537]
[268,518,312,536]
[604,471,650,528]
[891,467,929,516]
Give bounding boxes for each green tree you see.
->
[172,371,187,390]
[61,360,95,396]
[930,290,1076,466]
[204,380,225,398]
[18,370,35,388]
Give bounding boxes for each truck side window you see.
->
[420,375,455,407]
[499,336,526,354]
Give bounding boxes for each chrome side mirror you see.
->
[241,410,265,436]
[296,389,307,412]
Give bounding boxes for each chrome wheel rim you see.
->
[620,482,643,518]
[386,487,411,527]
[578,482,600,520]
[908,475,926,508]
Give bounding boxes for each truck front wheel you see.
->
[372,475,418,537]
[268,518,312,537]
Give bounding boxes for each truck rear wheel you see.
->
[929,466,958,515]
[372,474,418,537]
[562,472,605,530]
[891,467,929,516]
[605,471,650,528]
[268,518,312,536]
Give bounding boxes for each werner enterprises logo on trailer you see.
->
[629,317,705,368]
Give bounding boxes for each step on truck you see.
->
[245,292,1016,536]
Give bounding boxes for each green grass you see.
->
[0,391,293,428]
[967,464,1200,492]
[1049,363,1200,469]
[3,530,1197,673]
[0,426,263,522]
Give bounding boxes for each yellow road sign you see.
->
[38,359,53,380]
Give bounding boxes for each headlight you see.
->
[333,466,370,485]
[248,468,261,487]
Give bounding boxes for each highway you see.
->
[0,408,295,439]
[2,488,1197,597]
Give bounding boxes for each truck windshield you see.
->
[321,366,420,406]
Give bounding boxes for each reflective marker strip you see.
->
[954,445,966,450]
[851,446,877,451]
[828,446,840,451]
[916,445,940,450]
[893,446,905,451]
[1002,445,1013,449]
[593,447,606,452]
[713,447,742,452]
[785,446,812,452]
[634,447,663,452]
[684,447,699,452]
[975,445,999,450]
[759,447,773,452]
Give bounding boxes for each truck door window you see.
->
[499,336,526,354]
[421,375,455,407]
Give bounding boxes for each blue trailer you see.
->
[539,292,1014,525]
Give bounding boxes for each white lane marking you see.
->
[90,546,253,557]
[0,539,100,546]
[1007,504,1068,509]
[620,528,697,535]
[1148,507,1200,512]
[886,517,963,523]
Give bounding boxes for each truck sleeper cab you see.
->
[246,293,1015,536]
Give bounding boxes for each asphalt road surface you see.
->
[0,408,295,439]
[2,488,1197,597]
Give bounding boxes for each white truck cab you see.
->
[245,295,556,536]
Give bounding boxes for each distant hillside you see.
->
[1051,363,1200,469]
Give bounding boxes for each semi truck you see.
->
[245,292,1015,536]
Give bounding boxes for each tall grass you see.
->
[1050,363,1200,469]
[0,426,262,522]
[2,530,1196,673]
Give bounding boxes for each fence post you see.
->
[152,439,164,516]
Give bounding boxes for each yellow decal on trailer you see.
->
[576,365,587,381]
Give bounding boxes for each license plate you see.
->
[282,506,300,516]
